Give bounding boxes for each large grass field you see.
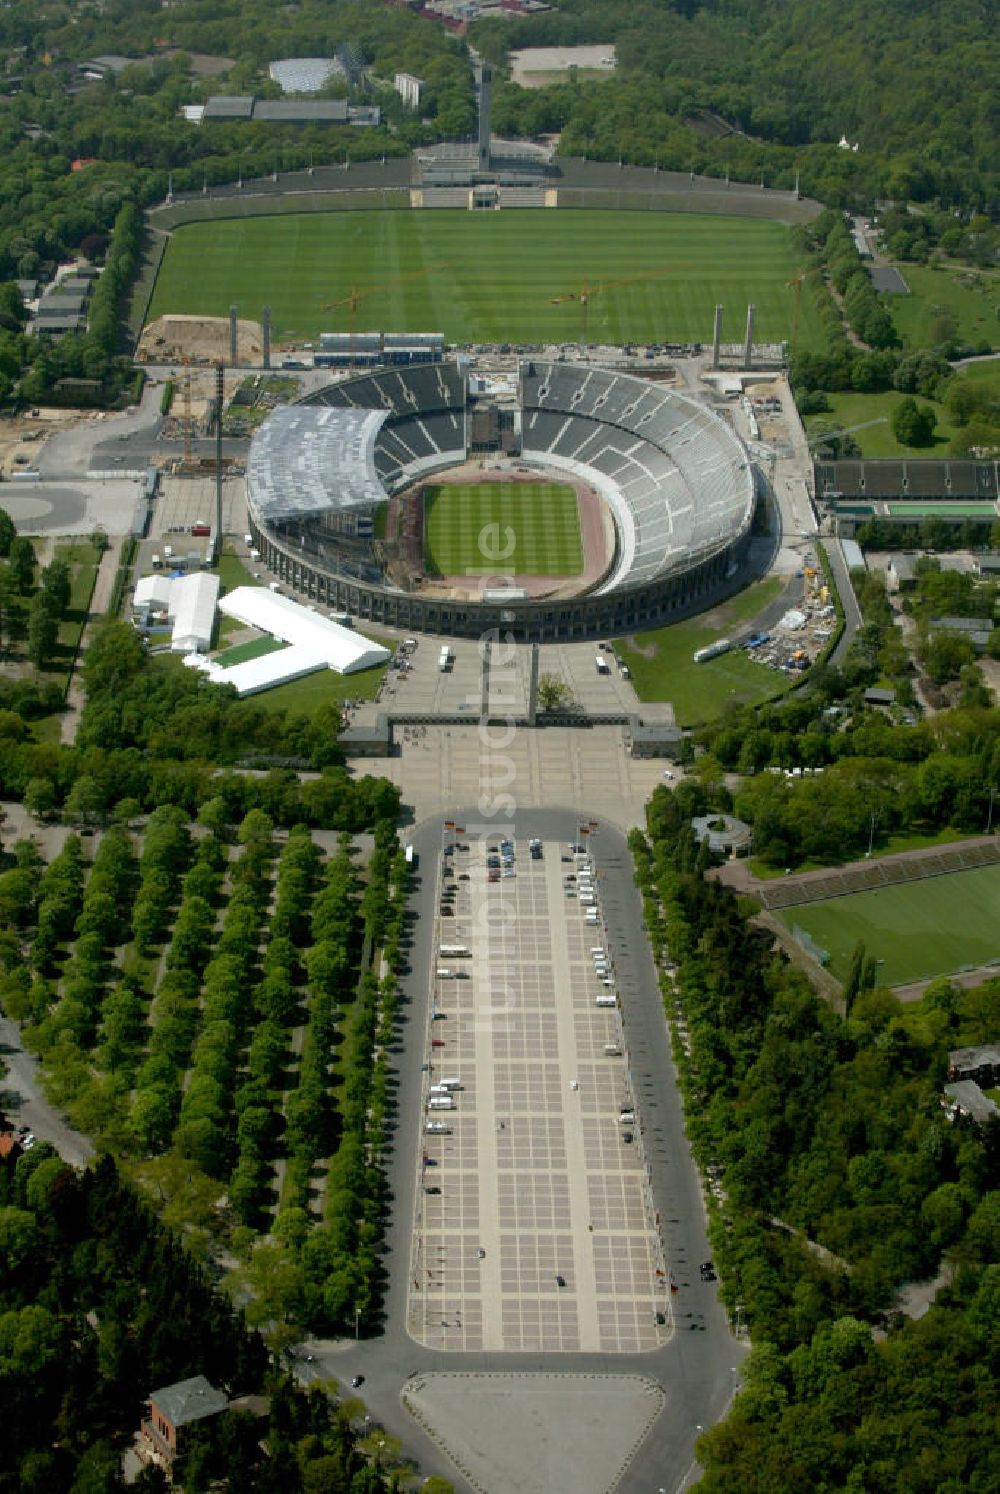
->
[890,264,998,352]
[423,482,583,576]
[614,575,786,725]
[147,209,825,349]
[777,863,1000,986]
[804,389,961,457]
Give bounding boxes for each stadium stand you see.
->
[758,839,1000,911]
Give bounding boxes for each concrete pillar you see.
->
[744,303,755,369]
[712,305,723,369]
[214,362,224,565]
[229,305,238,367]
[480,640,491,723]
[262,305,271,370]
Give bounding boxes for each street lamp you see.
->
[354,1305,361,1340]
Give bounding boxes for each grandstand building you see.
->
[245,361,756,642]
[815,458,1000,537]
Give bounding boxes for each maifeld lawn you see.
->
[148,209,824,350]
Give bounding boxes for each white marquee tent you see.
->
[184,586,390,696]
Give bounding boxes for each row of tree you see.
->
[629,787,999,1491]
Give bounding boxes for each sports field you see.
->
[777,863,1000,986]
[423,482,583,576]
[147,209,823,349]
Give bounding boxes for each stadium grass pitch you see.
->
[148,209,823,350]
[775,862,1000,986]
[423,482,583,577]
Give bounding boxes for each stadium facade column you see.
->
[229,305,239,367]
[262,305,271,370]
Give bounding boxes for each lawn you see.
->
[247,660,386,714]
[213,635,288,666]
[41,541,101,695]
[889,264,998,353]
[804,390,960,458]
[614,575,786,724]
[423,482,582,576]
[147,209,826,350]
[776,862,1000,986]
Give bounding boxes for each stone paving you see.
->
[407,833,670,1354]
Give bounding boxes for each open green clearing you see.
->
[614,575,786,724]
[148,209,825,349]
[890,264,999,352]
[805,389,960,457]
[424,481,582,576]
[778,862,1000,985]
[41,540,100,694]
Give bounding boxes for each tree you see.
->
[8,536,36,594]
[0,506,15,558]
[892,396,937,448]
[537,673,573,711]
[26,594,57,669]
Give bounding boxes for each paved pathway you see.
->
[60,534,122,743]
[0,1015,95,1168]
[301,809,746,1494]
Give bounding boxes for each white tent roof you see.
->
[186,586,390,694]
[169,573,220,653]
[134,571,219,652]
[134,574,173,610]
[187,644,329,697]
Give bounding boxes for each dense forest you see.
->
[630,792,1000,1492]
[475,0,999,211]
[0,1150,403,1491]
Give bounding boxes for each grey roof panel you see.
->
[150,1376,227,1429]
[248,406,389,521]
[203,95,255,119]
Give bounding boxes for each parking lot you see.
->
[407,832,670,1354]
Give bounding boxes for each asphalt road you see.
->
[820,536,863,664]
[303,808,745,1494]
[0,1016,95,1168]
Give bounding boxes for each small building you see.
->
[0,1131,22,1164]
[974,552,1000,578]
[944,1081,1000,1130]
[948,1044,1000,1087]
[929,616,995,653]
[627,719,685,759]
[863,686,896,708]
[133,572,220,654]
[691,813,753,856]
[841,538,865,571]
[140,1375,228,1471]
[395,71,423,109]
[886,553,917,593]
[339,713,392,757]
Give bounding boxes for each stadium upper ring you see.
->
[246,361,756,642]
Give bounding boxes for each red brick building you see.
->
[140,1375,228,1473]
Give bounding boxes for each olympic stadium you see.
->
[245,359,757,643]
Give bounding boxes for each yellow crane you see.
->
[320,267,447,365]
[549,267,675,345]
[787,272,807,358]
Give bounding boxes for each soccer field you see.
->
[777,863,1000,986]
[147,209,822,349]
[423,483,583,577]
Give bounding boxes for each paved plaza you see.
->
[407,833,670,1354]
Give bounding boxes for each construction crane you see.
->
[181,356,193,467]
[549,266,675,346]
[806,416,888,451]
[320,267,446,365]
[787,272,807,358]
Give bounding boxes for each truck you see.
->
[693,638,731,664]
[596,994,617,1008]
[595,655,610,675]
[439,944,470,958]
[428,1095,455,1110]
